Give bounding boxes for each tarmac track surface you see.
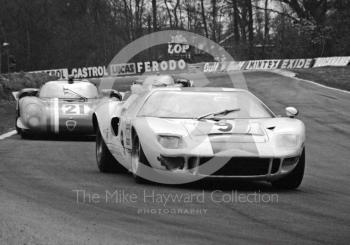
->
[0,71,349,245]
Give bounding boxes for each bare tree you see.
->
[200,0,209,37]
[211,0,217,41]
[247,0,254,57]
[263,0,269,56]
[164,0,173,27]
[232,0,240,44]
[152,0,157,31]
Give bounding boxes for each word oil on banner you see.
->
[242,59,314,70]
[30,68,69,79]
[313,57,350,67]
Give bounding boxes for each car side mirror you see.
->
[285,107,298,118]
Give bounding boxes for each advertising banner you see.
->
[30,68,69,79]
[242,59,314,70]
[69,66,108,79]
[313,57,350,67]
[70,59,187,78]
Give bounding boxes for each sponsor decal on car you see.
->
[61,104,90,115]
[65,120,77,131]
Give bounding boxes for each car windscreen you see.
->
[39,82,99,99]
[138,91,274,119]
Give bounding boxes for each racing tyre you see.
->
[271,148,305,189]
[96,127,123,173]
[20,129,32,139]
[131,135,148,184]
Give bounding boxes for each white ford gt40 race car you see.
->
[93,87,306,189]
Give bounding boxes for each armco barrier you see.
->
[28,56,350,79]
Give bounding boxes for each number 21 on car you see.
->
[62,104,89,115]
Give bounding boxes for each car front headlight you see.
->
[275,134,299,148]
[157,135,184,149]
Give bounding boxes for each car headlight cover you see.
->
[157,135,183,149]
[276,134,299,148]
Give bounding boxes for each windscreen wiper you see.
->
[63,87,88,101]
[197,108,241,121]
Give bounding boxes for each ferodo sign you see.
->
[136,59,186,73]
[243,59,314,70]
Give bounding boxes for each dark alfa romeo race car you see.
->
[93,87,306,189]
[13,79,121,137]
[132,74,194,88]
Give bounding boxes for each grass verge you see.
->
[0,101,16,135]
[292,66,350,91]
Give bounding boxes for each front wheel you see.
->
[96,128,123,173]
[131,136,149,184]
[271,148,305,189]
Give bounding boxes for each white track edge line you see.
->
[269,69,350,94]
[296,78,350,94]
[0,130,17,140]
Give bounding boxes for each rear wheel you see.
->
[96,127,123,173]
[20,131,30,139]
[271,148,305,189]
[20,128,32,139]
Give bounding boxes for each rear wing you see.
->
[12,88,39,101]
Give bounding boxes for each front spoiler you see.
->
[134,154,302,184]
